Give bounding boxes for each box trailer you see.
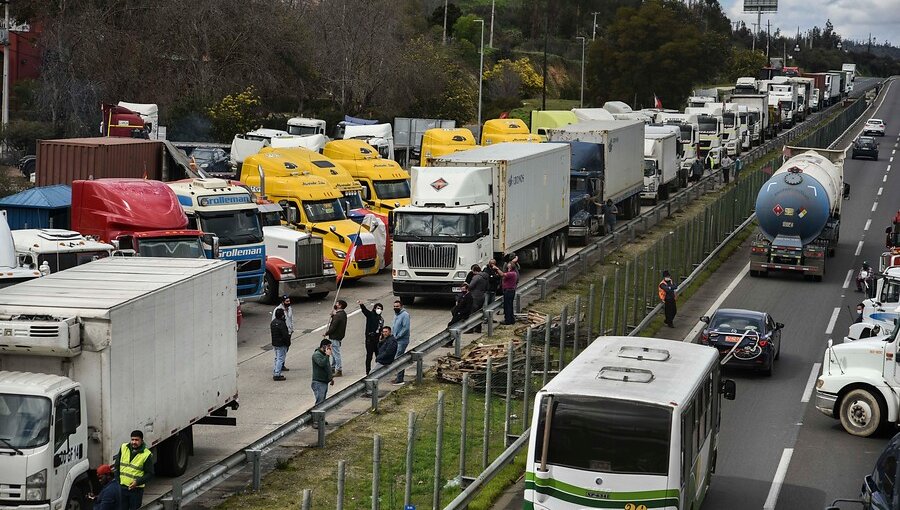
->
[642,131,679,204]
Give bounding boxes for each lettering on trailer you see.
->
[199,194,252,206]
[507,174,525,187]
[220,246,264,259]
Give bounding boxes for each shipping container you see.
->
[36,137,163,186]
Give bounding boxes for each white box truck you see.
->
[391,143,570,303]
[545,119,644,219]
[641,130,679,203]
[730,94,770,143]
[0,257,239,509]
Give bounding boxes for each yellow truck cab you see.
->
[481,118,542,145]
[530,110,578,140]
[239,152,380,280]
[420,128,477,166]
[322,139,410,215]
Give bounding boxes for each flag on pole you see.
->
[654,94,663,109]
[338,230,363,282]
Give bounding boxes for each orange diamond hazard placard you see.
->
[773,204,784,216]
[431,178,448,191]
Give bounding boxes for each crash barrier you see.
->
[148,83,881,510]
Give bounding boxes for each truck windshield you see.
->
[0,394,51,449]
[394,213,479,241]
[373,179,411,200]
[644,160,659,177]
[38,250,110,273]
[341,191,365,210]
[739,113,748,124]
[287,125,320,136]
[698,119,718,132]
[570,176,589,193]
[138,237,206,258]
[534,395,671,475]
[303,199,346,223]
[722,113,736,128]
[677,125,693,141]
[749,112,760,125]
[198,209,264,246]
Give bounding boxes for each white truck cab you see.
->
[0,211,41,288]
[12,229,113,274]
[861,266,900,335]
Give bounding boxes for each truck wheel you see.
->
[158,429,192,476]
[262,273,278,305]
[559,232,568,261]
[400,295,416,306]
[839,388,884,437]
[65,486,86,510]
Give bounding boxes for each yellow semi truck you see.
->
[322,139,411,215]
[420,128,477,166]
[480,118,542,145]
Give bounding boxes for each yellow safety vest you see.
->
[118,443,151,488]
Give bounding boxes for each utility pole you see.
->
[766,19,771,62]
[442,0,448,45]
[591,12,600,41]
[476,19,485,128]
[489,0,495,48]
[868,33,872,53]
[541,0,548,110]
[2,1,9,128]
[576,36,585,108]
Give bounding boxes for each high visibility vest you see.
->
[118,443,151,488]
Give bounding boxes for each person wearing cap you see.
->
[271,295,294,370]
[90,464,120,510]
[658,270,678,328]
[114,430,154,510]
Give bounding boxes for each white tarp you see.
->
[118,102,160,139]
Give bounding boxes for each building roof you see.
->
[0,185,71,209]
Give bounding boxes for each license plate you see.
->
[305,283,316,289]
[452,286,463,293]
[725,335,741,343]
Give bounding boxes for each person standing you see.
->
[271,308,291,381]
[733,155,743,181]
[311,339,334,406]
[114,430,154,510]
[705,150,716,170]
[324,300,348,377]
[484,260,501,305]
[391,299,411,385]
[91,464,120,510]
[690,158,704,183]
[497,257,520,325]
[658,270,678,328]
[465,264,480,284]
[720,154,733,184]
[374,326,398,371]
[358,301,385,375]
[449,282,474,328]
[602,199,618,234]
[271,296,294,370]
[468,266,488,312]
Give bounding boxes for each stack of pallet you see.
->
[436,341,542,393]
[514,309,584,347]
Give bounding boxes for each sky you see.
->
[719,0,900,48]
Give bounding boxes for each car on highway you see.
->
[852,136,880,160]
[826,431,900,509]
[699,308,783,376]
[864,118,886,136]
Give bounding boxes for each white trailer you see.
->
[391,143,570,303]
[842,63,857,82]
[0,257,238,510]
[0,211,41,288]
[545,119,645,219]
[730,94,770,144]
[641,131,679,203]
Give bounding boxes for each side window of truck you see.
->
[875,453,897,505]
[186,216,198,230]
[360,182,371,201]
[53,391,81,451]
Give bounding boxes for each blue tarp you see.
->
[0,185,71,230]
[343,115,379,126]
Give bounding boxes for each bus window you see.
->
[682,400,694,481]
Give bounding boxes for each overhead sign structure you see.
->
[743,0,777,12]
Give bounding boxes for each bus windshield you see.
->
[534,395,671,475]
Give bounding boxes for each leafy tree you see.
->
[429,3,462,37]
[207,87,262,142]
[483,58,543,99]
[725,47,767,82]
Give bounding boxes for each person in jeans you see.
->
[358,301,385,375]
[271,295,293,370]
[271,308,290,381]
[391,299,410,385]
[497,256,520,325]
[311,339,334,406]
[324,299,348,377]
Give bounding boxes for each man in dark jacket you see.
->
[271,308,291,381]
[91,464,119,510]
[468,266,488,311]
[358,301,385,375]
[324,300,348,377]
[311,339,334,407]
[658,270,678,328]
[484,259,501,304]
[374,326,398,370]
[449,282,474,328]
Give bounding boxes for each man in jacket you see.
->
[114,430,154,510]
[358,301,385,375]
[90,464,119,510]
[658,270,678,328]
[391,300,411,385]
[311,339,334,406]
[497,257,520,325]
[324,299,348,377]
[374,326,398,371]
[483,261,501,304]
[468,266,488,312]
[271,295,294,370]
[449,282,474,328]
[602,200,618,234]
[271,308,291,381]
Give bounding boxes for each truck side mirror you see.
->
[700,316,710,323]
[721,379,736,400]
[776,322,784,330]
[284,206,299,224]
[202,233,220,259]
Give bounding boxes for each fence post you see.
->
[313,410,326,447]
[404,411,416,507]
[483,357,493,470]
[543,315,551,387]
[301,489,312,510]
[433,391,445,510]
[641,251,650,313]
[612,267,620,335]
[559,305,568,371]
[573,295,581,357]
[523,327,533,434]
[372,435,381,510]
[246,449,261,492]
[631,256,640,329]
[365,378,379,411]
[599,275,607,335]
[412,350,424,384]
[459,373,469,480]
[587,283,595,340]
[336,460,346,510]
[504,340,515,446]
[622,260,630,333]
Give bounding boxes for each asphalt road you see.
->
[698,76,898,510]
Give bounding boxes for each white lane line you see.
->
[885,175,889,183]
[312,308,362,333]
[894,149,897,155]
[888,164,893,172]
[825,307,841,335]
[763,448,795,510]
[843,269,854,289]
[878,187,884,196]
[865,219,872,231]
[856,240,864,256]
[801,363,823,403]
[873,202,879,212]
[892,157,895,163]
[683,262,750,343]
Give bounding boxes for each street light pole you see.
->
[476,19,485,129]
[2,1,9,128]
[576,36,586,108]
[489,0,495,48]
[442,0,448,45]
[591,12,600,40]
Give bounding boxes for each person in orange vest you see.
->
[658,270,678,328]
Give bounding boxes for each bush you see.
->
[207,87,263,143]
[0,120,58,164]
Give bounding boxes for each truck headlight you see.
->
[816,378,824,388]
[25,469,46,501]
[280,266,294,275]
[455,271,467,279]
[571,218,585,226]
[332,249,347,259]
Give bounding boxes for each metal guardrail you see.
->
[147,82,882,510]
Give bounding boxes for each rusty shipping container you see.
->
[36,138,164,186]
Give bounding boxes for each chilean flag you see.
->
[338,234,363,281]
[654,94,663,109]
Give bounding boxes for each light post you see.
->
[1,0,8,128]
[591,12,600,40]
[576,36,586,107]
[489,0,495,48]
[475,19,485,129]
[442,0,448,45]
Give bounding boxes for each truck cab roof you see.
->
[167,178,257,213]
[12,229,113,254]
[0,371,76,397]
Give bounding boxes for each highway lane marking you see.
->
[856,240,864,256]
[892,157,895,163]
[825,307,841,335]
[889,164,893,172]
[865,219,872,231]
[763,448,795,510]
[683,262,750,343]
[879,187,884,196]
[894,149,897,155]
[843,269,854,289]
[801,363,823,403]
[873,202,879,212]
[885,175,890,183]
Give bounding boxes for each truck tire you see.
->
[400,295,416,306]
[262,272,278,305]
[65,486,86,510]
[839,388,885,437]
[538,236,553,268]
[158,428,192,477]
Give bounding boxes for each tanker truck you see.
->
[750,146,845,281]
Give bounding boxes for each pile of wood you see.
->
[514,309,585,347]
[436,341,542,392]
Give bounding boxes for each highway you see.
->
[696,76,898,509]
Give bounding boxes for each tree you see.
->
[483,58,543,99]
[429,3,462,37]
[725,47,767,82]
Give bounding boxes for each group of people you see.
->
[703,152,744,184]
[448,256,521,331]
[89,430,154,510]
[269,294,412,407]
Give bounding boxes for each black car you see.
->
[826,431,900,509]
[699,308,783,376]
[852,136,880,160]
[188,147,234,178]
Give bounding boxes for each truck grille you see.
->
[295,237,324,279]
[0,483,22,500]
[406,244,457,269]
